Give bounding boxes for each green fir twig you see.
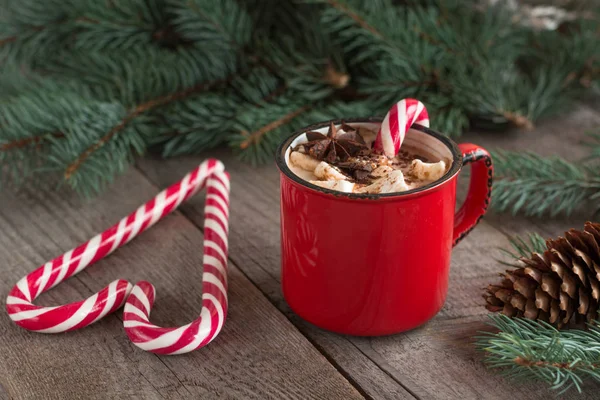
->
[491,150,600,217]
[0,0,598,195]
[477,314,600,394]
[497,232,547,265]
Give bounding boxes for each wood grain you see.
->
[137,156,416,400]
[137,103,600,399]
[0,169,363,400]
[348,105,600,399]
[347,105,600,399]
[137,157,565,399]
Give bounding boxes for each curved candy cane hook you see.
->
[6,159,229,345]
[124,170,230,354]
[373,98,430,158]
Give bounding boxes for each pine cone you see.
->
[484,222,600,328]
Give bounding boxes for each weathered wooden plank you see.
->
[137,103,600,399]
[139,153,535,399]
[0,383,9,400]
[137,156,416,400]
[348,105,600,399]
[0,169,363,400]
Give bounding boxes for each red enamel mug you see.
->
[275,118,493,336]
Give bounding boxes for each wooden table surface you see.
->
[1,103,599,400]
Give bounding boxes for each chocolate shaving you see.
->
[306,131,326,141]
[353,170,371,183]
[325,142,338,163]
[295,122,369,163]
[337,157,379,184]
[340,122,356,133]
[307,138,331,160]
[328,121,337,138]
[337,131,366,145]
[336,159,373,172]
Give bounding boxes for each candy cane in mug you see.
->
[6,159,230,355]
[373,99,430,158]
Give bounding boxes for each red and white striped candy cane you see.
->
[123,170,230,354]
[6,159,229,344]
[373,98,430,158]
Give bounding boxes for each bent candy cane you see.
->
[373,98,430,158]
[6,159,230,355]
[123,171,230,354]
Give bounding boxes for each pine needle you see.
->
[477,314,600,394]
[0,0,598,195]
[498,232,547,265]
[491,150,600,217]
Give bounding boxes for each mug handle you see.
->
[452,143,493,246]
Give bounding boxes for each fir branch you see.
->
[477,314,600,394]
[497,232,547,266]
[0,36,16,46]
[229,97,312,165]
[0,77,96,174]
[296,98,380,125]
[512,356,600,371]
[0,0,173,55]
[167,0,252,51]
[261,83,289,104]
[238,105,311,150]
[0,132,65,152]
[155,92,243,157]
[240,0,318,36]
[157,66,282,157]
[1,0,599,195]
[44,45,238,106]
[502,111,534,131]
[255,33,349,101]
[525,18,600,91]
[314,0,418,62]
[324,0,384,39]
[46,102,146,197]
[491,150,600,217]
[64,75,232,179]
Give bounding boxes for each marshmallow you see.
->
[371,165,394,177]
[411,159,446,182]
[358,127,377,147]
[290,151,321,172]
[314,161,348,181]
[310,180,355,193]
[357,170,410,194]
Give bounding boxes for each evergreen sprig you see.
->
[0,0,598,195]
[477,314,600,394]
[497,232,547,265]
[492,149,600,217]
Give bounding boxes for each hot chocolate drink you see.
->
[286,122,450,194]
